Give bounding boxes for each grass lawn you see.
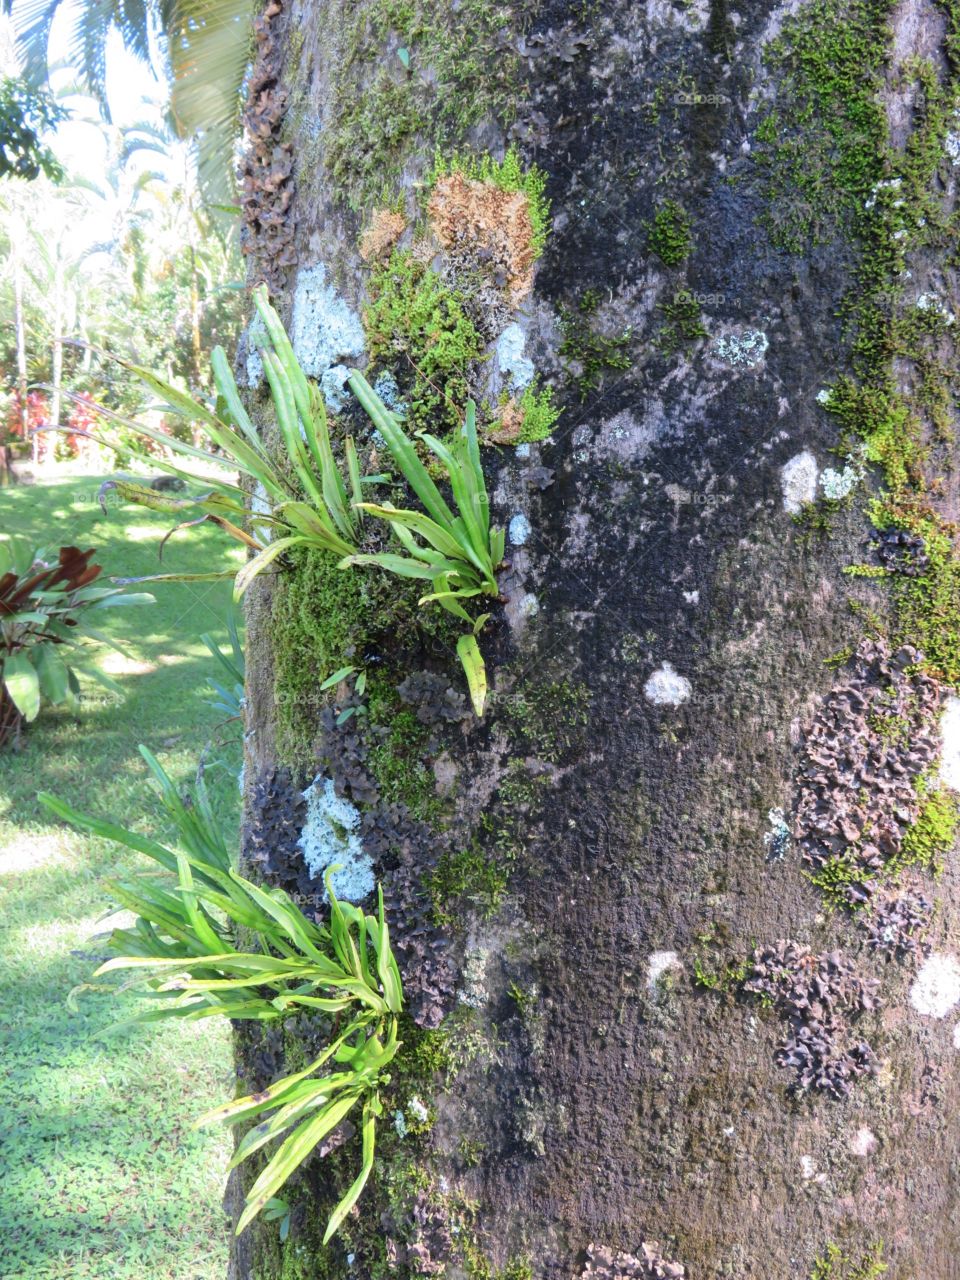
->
[0,475,247,1280]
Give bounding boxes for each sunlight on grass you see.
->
[0,831,72,875]
[0,475,241,1280]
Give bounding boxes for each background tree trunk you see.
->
[232,2,960,1278]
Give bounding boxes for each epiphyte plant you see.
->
[86,286,502,712]
[40,748,403,1243]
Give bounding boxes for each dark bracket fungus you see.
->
[240,0,297,292]
[865,889,933,959]
[795,638,942,908]
[745,943,879,1098]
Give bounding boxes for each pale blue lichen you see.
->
[495,322,535,391]
[321,364,352,412]
[393,1110,408,1138]
[297,775,375,902]
[713,329,769,368]
[820,463,859,500]
[373,370,407,418]
[244,312,268,388]
[291,263,366,381]
[764,806,791,861]
[509,513,532,546]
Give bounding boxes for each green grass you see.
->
[0,475,246,1280]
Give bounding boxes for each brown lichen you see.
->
[795,638,942,907]
[427,172,536,304]
[486,396,524,444]
[359,209,407,263]
[240,0,297,291]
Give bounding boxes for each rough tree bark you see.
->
[230,2,960,1278]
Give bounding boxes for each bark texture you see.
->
[232,1,960,1278]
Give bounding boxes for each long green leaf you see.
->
[3,652,40,721]
[322,1097,378,1244]
[236,1092,362,1234]
[457,633,487,716]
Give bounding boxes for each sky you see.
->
[4,0,174,187]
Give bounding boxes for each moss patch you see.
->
[647,198,693,266]
[558,290,632,400]
[324,0,522,210]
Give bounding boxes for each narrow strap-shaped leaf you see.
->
[211,345,260,446]
[457,633,487,716]
[236,1091,362,1234]
[322,1096,377,1244]
[234,536,306,599]
[355,503,466,561]
[347,371,455,527]
[338,553,454,581]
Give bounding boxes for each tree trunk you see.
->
[47,254,63,468]
[232,2,960,1278]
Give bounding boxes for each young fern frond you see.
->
[39,755,402,1243]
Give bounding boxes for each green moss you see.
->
[753,0,891,251]
[807,854,874,911]
[271,545,371,767]
[810,1242,887,1280]
[558,290,632,400]
[364,248,487,431]
[647,199,693,266]
[656,292,708,353]
[871,505,960,684]
[504,676,592,763]
[426,843,510,924]
[366,676,444,824]
[324,0,521,209]
[430,146,551,257]
[893,775,959,876]
[512,382,561,443]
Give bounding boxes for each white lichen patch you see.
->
[712,328,769,368]
[946,111,960,163]
[297,776,374,902]
[644,662,692,706]
[849,1127,877,1157]
[909,952,960,1019]
[780,450,818,514]
[495,322,535,390]
[509,513,532,546]
[647,950,682,991]
[940,696,960,791]
[459,945,490,1008]
[291,263,365,382]
[953,1023,960,1050]
[799,1155,825,1183]
[816,388,833,405]
[917,293,956,324]
[819,463,859,500]
[321,364,352,412]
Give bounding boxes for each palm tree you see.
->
[5,0,254,209]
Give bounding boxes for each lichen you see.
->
[290,262,366,382]
[297,775,375,901]
[780,450,818,514]
[643,662,692,707]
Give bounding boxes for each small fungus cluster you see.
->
[240,0,297,290]
[581,1241,685,1280]
[745,943,878,1097]
[795,638,941,909]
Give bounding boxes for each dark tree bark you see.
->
[232,2,960,1278]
